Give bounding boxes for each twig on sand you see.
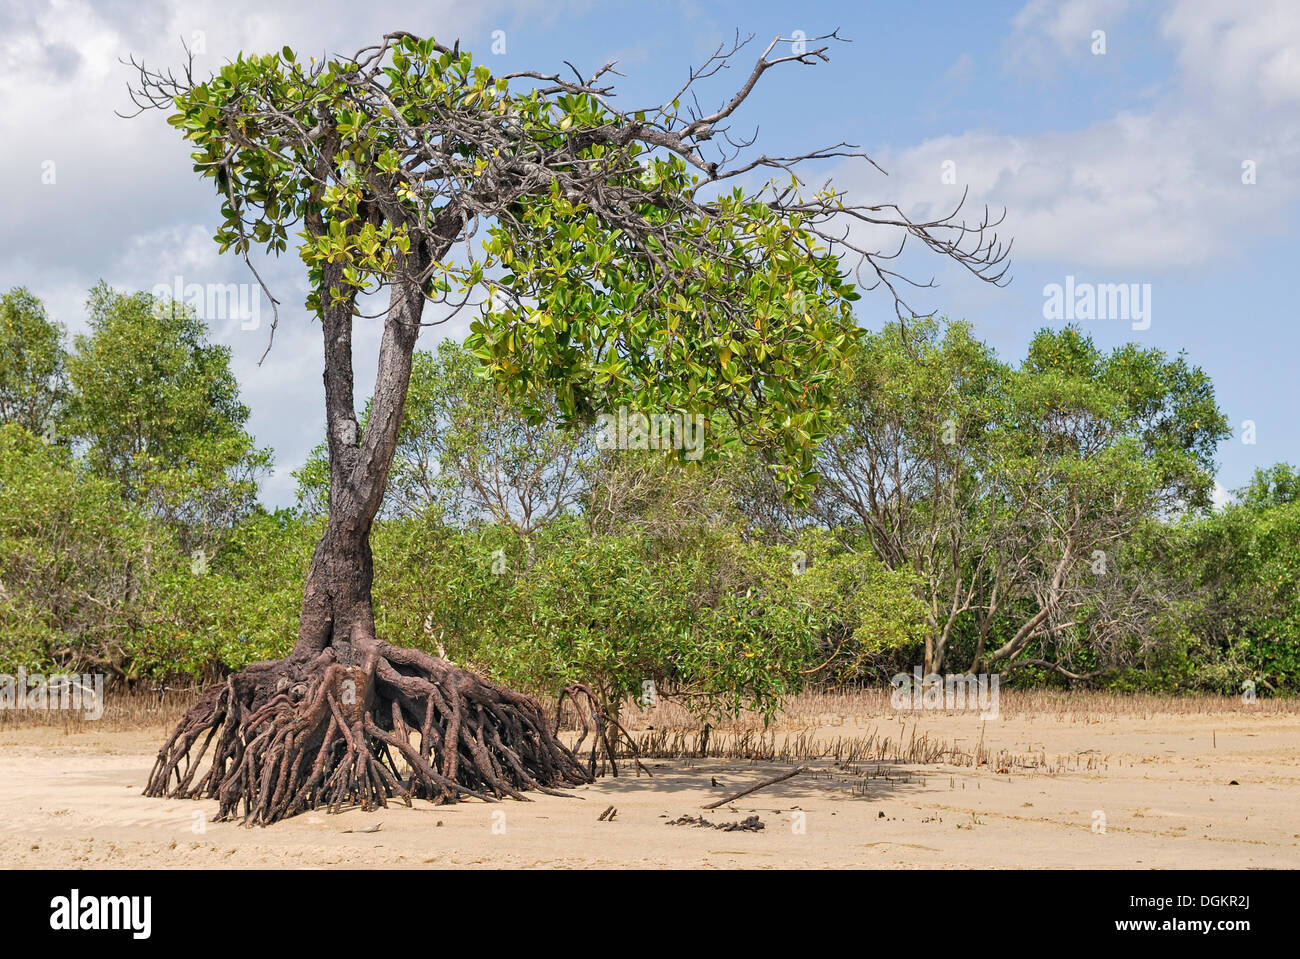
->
[703,766,808,809]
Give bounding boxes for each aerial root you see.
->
[144,643,596,825]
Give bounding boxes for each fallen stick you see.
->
[703,766,807,809]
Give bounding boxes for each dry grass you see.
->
[552,686,1299,771]
[5,683,1293,776]
[615,687,1300,731]
[617,723,1131,774]
[0,685,202,732]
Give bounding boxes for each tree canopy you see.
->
[64,283,271,548]
[0,287,66,439]
[129,30,1009,501]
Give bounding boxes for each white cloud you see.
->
[1211,480,1232,510]
[1007,0,1131,68]
[836,1,1300,272]
[1162,0,1300,106]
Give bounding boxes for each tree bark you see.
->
[293,254,429,665]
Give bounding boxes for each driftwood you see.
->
[702,766,807,809]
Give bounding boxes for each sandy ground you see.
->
[2,708,1297,869]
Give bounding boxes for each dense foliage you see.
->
[0,286,1294,709]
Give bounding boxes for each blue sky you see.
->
[2,0,1297,507]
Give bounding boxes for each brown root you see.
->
[144,636,598,825]
[556,682,652,779]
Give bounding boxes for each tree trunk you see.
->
[293,523,377,666]
[292,257,425,664]
[143,254,612,824]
